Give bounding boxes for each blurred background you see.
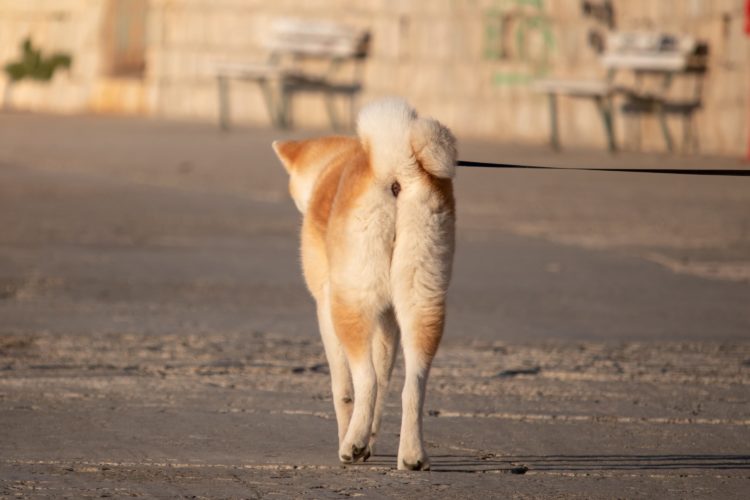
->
[1,0,748,156]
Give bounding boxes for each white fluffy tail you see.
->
[357,98,456,181]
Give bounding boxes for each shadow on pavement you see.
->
[365,454,750,473]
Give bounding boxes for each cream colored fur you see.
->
[273,98,456,471]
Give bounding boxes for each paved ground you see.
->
[0,111,749,498]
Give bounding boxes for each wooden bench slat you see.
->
[265,19,368,58]
[601,53,688,72]
[603,32,704,72]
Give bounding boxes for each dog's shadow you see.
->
[363,454,750,473]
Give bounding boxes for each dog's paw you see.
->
[362,434,378,461]
[339,442,369,464]
[398,449,431,471]
[398,456,430,471]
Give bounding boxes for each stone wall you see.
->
[1,0,748,156]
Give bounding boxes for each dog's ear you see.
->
[272,136,362,214]
[272,140,306,173]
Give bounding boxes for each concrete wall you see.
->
[1,0,748,156]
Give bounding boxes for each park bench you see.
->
[215,18,370,130]
[534,32,708,152]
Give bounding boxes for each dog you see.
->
[272,98,456,470]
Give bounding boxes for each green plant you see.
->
[4,38,72,82]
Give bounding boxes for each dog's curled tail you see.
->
[356,98,457,182]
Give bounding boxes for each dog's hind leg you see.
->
[317,286,354,448]
[393,302,444,471]
[330,295,378,464]
[390,182,455,471]
[366,307,400,459]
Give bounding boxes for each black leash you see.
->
[457,160,750,177]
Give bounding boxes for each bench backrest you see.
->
[264,18,370,59]
[602,32,708,72]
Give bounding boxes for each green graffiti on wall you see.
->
[483,0,555,86]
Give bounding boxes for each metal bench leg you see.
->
[547,93,560,150]
[217,75,230,131]
[656,103,674,152]
[259,79,282,128]
[595,96,617,152]
[278,88,292,129]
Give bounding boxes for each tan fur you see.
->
[273,98,456,471]
[330,294,373,362]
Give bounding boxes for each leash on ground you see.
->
[456,160,750,177]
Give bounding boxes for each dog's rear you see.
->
[273,98,456,470]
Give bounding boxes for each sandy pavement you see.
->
[1,112,749,498]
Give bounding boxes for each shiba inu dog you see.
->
[272,98,456,471]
